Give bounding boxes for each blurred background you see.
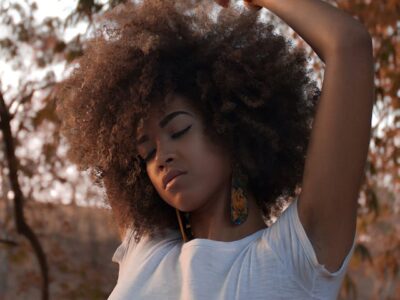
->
[0,0,398,299]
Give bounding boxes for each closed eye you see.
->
[171,124,192,139]
[143,125,192,162]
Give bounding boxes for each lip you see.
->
[162,170,187,189]
[165,174,185,190]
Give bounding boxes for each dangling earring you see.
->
[175,208,194,243]
[230,165,249,225]
[183,212,194,240]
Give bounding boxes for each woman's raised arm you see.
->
[249,0,371,62]
[216,0,374,273]
[248,0,374,273]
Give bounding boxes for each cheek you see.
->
[189,137,231,190]
[147,168,162,192]
[148,173,171,206]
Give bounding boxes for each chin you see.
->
[172,202,195,213]
[161,187,205,212]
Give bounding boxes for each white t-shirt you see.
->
[108,197,356,300]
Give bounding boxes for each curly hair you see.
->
[55,0,320,244]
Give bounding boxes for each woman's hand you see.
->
[215,0,263,10]
[243,0,263,10]
[214,0,229,8]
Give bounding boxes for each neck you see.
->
[188,186,267,242]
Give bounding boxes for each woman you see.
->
[55,0,374,299]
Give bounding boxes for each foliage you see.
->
[0,0,398,299]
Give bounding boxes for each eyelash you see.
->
[143,125,192,162]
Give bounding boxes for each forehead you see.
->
[136,92,196,134]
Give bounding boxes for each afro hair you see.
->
[55,0,320,243]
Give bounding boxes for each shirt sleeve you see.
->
[111,228,180,265]
[111,228,134,264]
[262,195,356,292]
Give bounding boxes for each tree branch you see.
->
[0,87,49,300]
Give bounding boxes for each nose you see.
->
[158,156,174,171]
[155,141,176,171]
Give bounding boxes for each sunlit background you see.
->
[0,0,399,299]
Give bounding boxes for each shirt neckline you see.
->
[181,227,268,250]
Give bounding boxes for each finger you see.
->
[243,1,262,11]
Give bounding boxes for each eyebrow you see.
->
[136,110,193,145]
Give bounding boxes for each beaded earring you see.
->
[183,212,194,240]
[230,165,249,225]
[176,208,194,243]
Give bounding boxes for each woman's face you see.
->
[136,92,232,212]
